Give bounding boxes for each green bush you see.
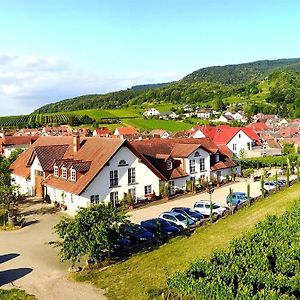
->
[242,168,254,178]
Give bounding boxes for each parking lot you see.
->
[129,179,263,224]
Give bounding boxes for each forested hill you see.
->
[182,58,300,84]
[34,58,300,114]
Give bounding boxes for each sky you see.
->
[1,0,300,115]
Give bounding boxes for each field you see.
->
[122,118,193,132]
[0,289,35,300]
[73,183,300,300]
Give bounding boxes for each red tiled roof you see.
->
[115,127,137,135]
[246,122,268,132]
[210,160,236,171]
[2,135,39,146]
[94,127,110,135]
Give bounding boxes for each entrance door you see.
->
[34,170,44,198]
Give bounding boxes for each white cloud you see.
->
[0,53,183,116]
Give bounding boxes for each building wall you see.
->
[227,130,253,157]
[30,156,44,188]
[80,146,160,204]
[184,148,210,180]
[3,145,29,158]
[192,130,206,138]
[11,174,33,196]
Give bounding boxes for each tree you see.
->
[228,187,233,214]
[52,203,129,266]
[212,98,226,111]
[247,182,251,206]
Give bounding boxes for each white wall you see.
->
[184,148,210,180]
[11,174,33,196]
[80,146,161,204]
[227,130,252,157]
[3,145,29,158]
[192,130,206,138]
[30,156,44,188]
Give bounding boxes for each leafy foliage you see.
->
[168,199,300,299]
[52,203,129,265]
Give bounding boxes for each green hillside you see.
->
[34,58,300,115]
[182,58,300,84]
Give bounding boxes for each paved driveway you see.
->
[0,198,106,300]
[129,179,262,224]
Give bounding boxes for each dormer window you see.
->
[70,169,76,182]
[166,158,172,170]
[54,165,59,178]
[62,166,67,180]
[215,153,220,162]
[118,159,128,167]
[194,151,201,157]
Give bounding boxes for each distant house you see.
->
[197,108,212,119]
[42,126,69,135]
[217,115,230,123]
[0,135,39,158]
[246,122,269,134]
[149,129,170,139]
[93,127,110,137]
[15,128,40,136]
[277,126,300,138]
[114,127,138,139]
[143,108,160,117]
[192,125,261,158]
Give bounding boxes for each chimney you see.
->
[73,134,80,152]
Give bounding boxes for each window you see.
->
[128,188,136,202]
[239,133,241,138]
[118,159,128,166]
[34,170,44,177]
[128,168,136,184]
[247,142,251,150]
[166,158,172,170]
[194,151,200,157]
[233,144,237,151]
[54,165,59,177]
[62,167,67,180]
[169,180,175,195]
[144,185,152,195]
[215,153,219,162]
[90,194,100,205]
[189,159,196,173]
[110,170,118,187]
[70,169,76,182]
[199,158,205,172]
[110,192,118,207]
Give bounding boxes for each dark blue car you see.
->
[119,224,155,244]
[141,218,181,237]
[171,207,204,224]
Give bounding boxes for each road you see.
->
[0,198,106,300]
[129,179,263,224]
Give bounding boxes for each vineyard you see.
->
[0,113,70,128]
[168,199,300,299]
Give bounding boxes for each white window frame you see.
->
[128,187,136,202]
[144,185,152,195]
[189,159,196,173]
[90,194,100,205]
[128,167,136,184]
[110,170,119,187]
[62,166,67,180]
[54,165,59,178]
[233,144,237,151]
[166,158,172,170]
[199,158,205,172]
[70,168,76,182]
[110,191,118,207]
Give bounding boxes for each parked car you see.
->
[226,192,248,206]
[264,181,276,192]
[159,211,196,230]
[277,179,287,187]
[193,201,228,217]
[112,237,131,252]
[119,224,155,244]
[141,218,181,238]
[171,207,204,225]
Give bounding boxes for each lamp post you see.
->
[207,181,214,221]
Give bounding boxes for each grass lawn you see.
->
[0,289,35,300]
[73,183,300,300]
[122,118,193,132]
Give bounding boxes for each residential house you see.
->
[0,135,39,158]
[10,136,164,215]
[93,127,110,137]
[149,129,170,139]
[114,127,138,139]
[143,108,160,117]
[197,108,212,120]
[193,125,261,158]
